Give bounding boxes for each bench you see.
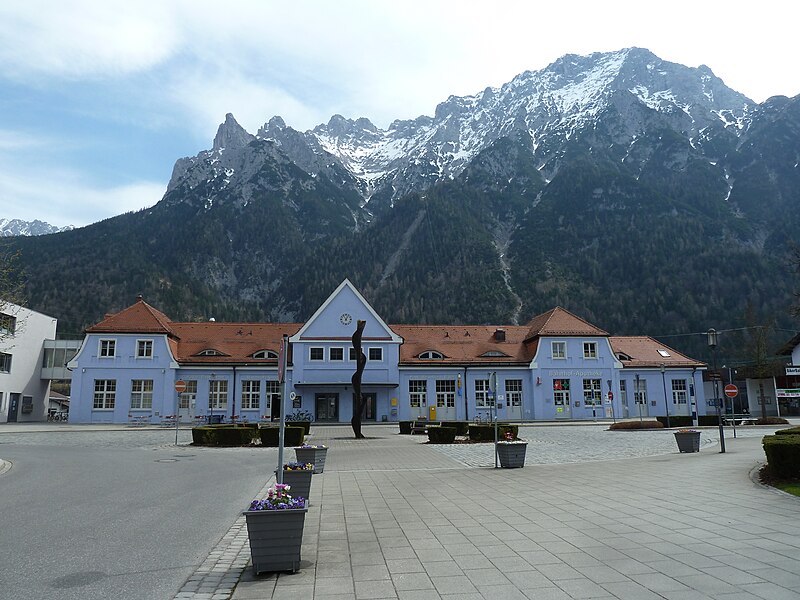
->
[127,414,150,427]
[411,419,440,434]
[722,414,759,426]
[160,415,177,428]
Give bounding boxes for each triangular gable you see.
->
[524,306,608,341]
[85,297,175,336]
[290,279,402,342]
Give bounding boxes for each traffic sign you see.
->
[724,384,738,398]
[174,380,187,394]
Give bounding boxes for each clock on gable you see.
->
[339,313,352,326]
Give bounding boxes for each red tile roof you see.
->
[609,336,705,369]
[392,325,536,365]
[525,307,608,339]
[86,297,175,336]
[170,322,302,364]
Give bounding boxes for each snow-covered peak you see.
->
[0,218,73,237]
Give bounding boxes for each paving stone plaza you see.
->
[181,423,800,600]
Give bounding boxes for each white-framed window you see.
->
[93,379,116,409]
[505,379,522,406]
[349,347,357,361]
[619,380,627,406]
[551,341,566,359]
[179,380,197,409]
[672,379,688,405]
[583,342,597,359]
[368,347,383,361]
[241,380,260,409]
[196,349,224,356]
[329,347,344,361]
[583,379,602,406]
[553,379,570,406]
[436,380,456,408]
[265,380,281,411]
[634,378,648,404]
[0,313,16,336]
[309,347,324,361]
[0,352,11,373]
[130,379,153,410]
[419,351,444,359]
[409,380,427,407]
[475,379,493,408]
[252,350,278,359]
[99,339,116,358]
[209,380,228,410]
[136,339,153,359]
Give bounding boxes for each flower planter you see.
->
[674,431,701,453]
[277,467,313,501]
[497,441,527,468]
[294,446,328,473]
[244,503,308,574]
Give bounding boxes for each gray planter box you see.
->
[674,431,701,453]
[244,504,308,575]
[497,442,527,468]
[277,468,313,502]
[295,446,328,473]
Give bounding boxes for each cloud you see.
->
[0,165,165,228]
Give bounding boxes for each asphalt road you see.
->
[0,428,277,600]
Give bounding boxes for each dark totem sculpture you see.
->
[350,319,367,439]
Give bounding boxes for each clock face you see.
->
[339,313,352,326]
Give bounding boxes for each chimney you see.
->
[494,328,506,341]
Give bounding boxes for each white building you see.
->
[0,302,57,422]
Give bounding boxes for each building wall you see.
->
[0,304,56,423]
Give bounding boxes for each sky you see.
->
[1,1,799,229]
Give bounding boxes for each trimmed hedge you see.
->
[763,434,800,479]
[442,421,469,436]
[468,424,518,442]
[399,421,412,435]
[259,425,305,447]
[427,426,457,444]
[775,426,800,436]
[191,425,258,446]
[655,416,693,428]
[609,420,665,430]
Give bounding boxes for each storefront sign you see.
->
[785,366,800,376]
[549,370,603,377]
[777,388,800,398]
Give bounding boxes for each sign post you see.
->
[277,335,288,484]
[174,379,187,445]
[724,383,739,438]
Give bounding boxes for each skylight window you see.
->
[657,349,671,358]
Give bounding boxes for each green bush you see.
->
[399,421,412,435]
[763,434,800,479]
[655,416,693,428]
[468,424,518,442]
[259,425,305,447]
[192,426,215,445]
[215,426,257,446]
[775,426,800,436]
[443,421,469,435]
[699,415,722,426]
[609,420,665,430]
[427,426,457,444]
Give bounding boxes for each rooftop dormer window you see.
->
[480,350,509,358]
[252,349,278,360]
[195,349,226,357]
[419,350,444,360]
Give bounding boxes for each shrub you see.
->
[699,416,722,426]
[399,421,412,435]
[215,426,257,446]
[775,426,800,436]
[609,420,665,430]
[192,426,216,445]
[468,424,518,442]
[763,435,800,479]
[756,417,790,426]
[427,426,457,444]
[655,416,693,428]
[259,425,305,447]
[443,421,469,436]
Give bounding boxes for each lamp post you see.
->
[660,363,671,429]
[707,328,725,453]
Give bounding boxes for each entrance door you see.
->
[315,393,339,422]
[8,393,20,422]
[504,380,523,421]
[361,393,377,421]
[553,379,571,419]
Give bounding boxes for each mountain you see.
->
[7,47,800,360]
[1,218,73,237]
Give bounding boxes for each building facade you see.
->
[1,302,58,422]
[67,280,709,424]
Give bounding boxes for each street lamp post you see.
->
[660,364,671,428]
[707,329,725,453]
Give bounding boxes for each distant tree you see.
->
[736,302,779,419]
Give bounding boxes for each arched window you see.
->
[195,348,226,357]
[418,350,444,360]
[480,350,509,358]
[252,349,278,359]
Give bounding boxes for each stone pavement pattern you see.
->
[172,423,800,600]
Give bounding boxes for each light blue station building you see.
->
[68,280,708,425]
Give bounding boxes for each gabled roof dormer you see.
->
[524,306,608,342]
[252,349,278,360]
[85,295,175,336]
[194,348,228,357]
[290,279,403,343]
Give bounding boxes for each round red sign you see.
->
[724,384,738,398]
[174,380,187,394]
